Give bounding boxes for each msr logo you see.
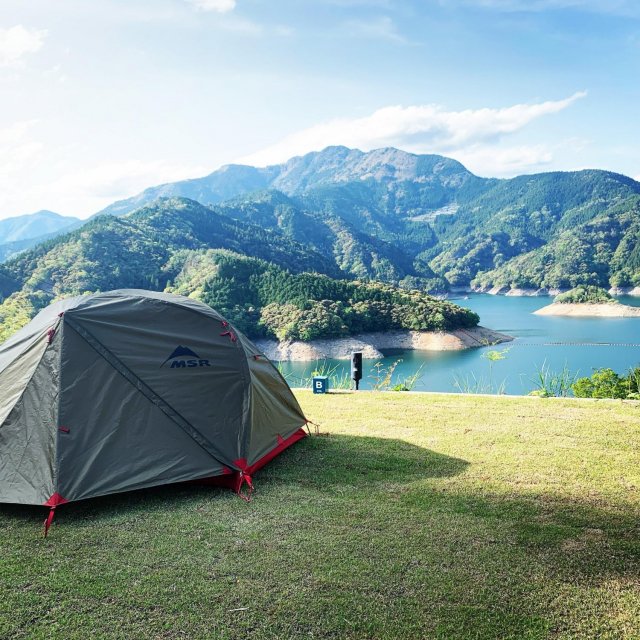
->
[161,346,211,369]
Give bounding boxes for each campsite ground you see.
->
[1,392,639,639]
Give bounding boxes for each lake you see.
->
[278,294,640,395]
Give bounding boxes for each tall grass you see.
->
[391,363,426,391]
[527,361,579,397]
[452,372,506,395]
[452,347,509,395]
[369,359,402,391]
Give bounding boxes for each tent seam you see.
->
[53,318,64,499]
[70,295,253,460]
[0,319,61,501]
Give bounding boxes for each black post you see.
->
[351,351,363,391]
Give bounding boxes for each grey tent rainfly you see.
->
[0,290,308,535]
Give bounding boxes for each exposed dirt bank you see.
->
[468,286,640,297]
[534,302,640,317]
[255,326,513,362]
[471,286,565,297]
[608,286,640,296]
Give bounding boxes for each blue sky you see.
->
[0,0,639,218]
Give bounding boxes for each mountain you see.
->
[471,195,640,291]
[96,165,280,217]
[2,197,340,297]
[431,170,640,289]
[90,145,640,290]
[0,197,478,342]
[95,146,486,218]
[2,146,640,342]
[0,266,17,298]
[0,210,83,264]
[0,237,43,263]
[209,166,640,292]
[0,210,80,243]
[212,189,440,287]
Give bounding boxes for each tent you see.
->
[0,290,307,533]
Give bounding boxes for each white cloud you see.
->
[186,0,236,13]
[238,92,587,174]
[328,0,395,6]
[218,16,263,35]
[0,25,47,67]
[274,25,295,37]
[634,174,640,182]
[0,151,207,219]
[452,144,554,177]
[342,16,407,43]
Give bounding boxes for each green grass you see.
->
[1,392,639,639]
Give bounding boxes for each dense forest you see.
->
[166,250,478,340]
[0,198,478,342]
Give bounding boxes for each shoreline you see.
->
[452,286,640,297]
[534,302,640,317]
[255,326,513,362]
[292,388,640,403]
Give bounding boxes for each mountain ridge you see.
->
[0,196,479,342]
[0,210,83,263]
[95,146,486,218]
[1,146,639,342]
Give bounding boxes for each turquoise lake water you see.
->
[278,294,640,395]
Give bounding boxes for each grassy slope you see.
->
[1,392,639,639]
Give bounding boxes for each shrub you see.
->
[554,286,614,304]
[571,368,628,399]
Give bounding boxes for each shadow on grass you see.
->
[1,434,638,638]
[1,434,638,570]
[0,434,468,526]
[258,432,470,488]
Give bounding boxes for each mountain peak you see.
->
[0,210,80,244]
[270,145,474,193]
[92,146,477,218]
[28,210,65,219]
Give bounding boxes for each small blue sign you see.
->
[312,376,329,394]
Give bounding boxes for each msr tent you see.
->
[0,290,307,533]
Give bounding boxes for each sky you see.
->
[0,0,639,220]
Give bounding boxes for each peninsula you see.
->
[535,303,640,317]
[534,285,640,317]
[255,326,513,361]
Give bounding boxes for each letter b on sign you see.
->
[312,376,328,394]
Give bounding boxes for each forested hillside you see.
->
[2,198,339,294]
[166,250,478,341]
[90,146,640,292]
[212,189,444,288]
[0,268,17,299]
[435,171,640,289]
[471,194,640,290]
[0,197,478,342]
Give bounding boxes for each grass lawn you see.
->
[1,391,639,639]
